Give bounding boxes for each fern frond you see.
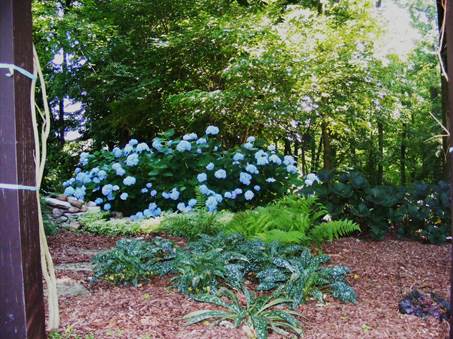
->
[308,220,360,244]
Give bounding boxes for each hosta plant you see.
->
[92,238,176,285]
[184,287,303,339]
[62,126,301,220]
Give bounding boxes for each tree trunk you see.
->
[321,121,334,170]
[377,121,384,184]
[400,124,407,185]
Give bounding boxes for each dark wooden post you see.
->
[447,0,453,337]
[0,0,46,338]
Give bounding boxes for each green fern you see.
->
[226,195,359,245]
[309,220,361,244]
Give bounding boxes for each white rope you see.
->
[0,183,37,191]
[31,45,60,330]
[0,62,36,80]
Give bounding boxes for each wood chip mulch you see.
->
[47,231,450,338]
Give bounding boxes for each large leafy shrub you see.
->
[92,233,356,307]
[300,171,450,243]
[63,126,300,220]
[226,195,360,245]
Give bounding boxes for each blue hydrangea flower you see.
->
[214,169,227,179]
[206,125,219,135]
[64,186,75,196]
[286,165,298,174]
[162,192,170,199]
[244,190,254,201]
[206,162,215,171]
[169,188,180,200]
[234,188,243,195]
[128,139,139,146]
[123,144,134,155]
[197,173,207,183]
[196,138,207,145]
[76,172,91,184]
[188,199,197,207]
[149,203,157,210]
[214,194,223,203]
[150,190,157,197]
[79,152,90,166]
[143,209,153,218]
[176,140,192,152]
[283,155,295,166]
[255,150,269,165]
[74,167,81,174]
[116,167,126,176]
[233,153,244,162]
[254,185,261,191]
[126,153,139,167]
[63,178,75,187]
[112,147,122,158]
[120,193,128,200]
[243,142,253,150]
[103,203,111,211]
[199,184,210,195]
[245,164,259,174]
[153,208,162,217]
[141,188,148,193]
[247,136,256,143]
[113,185,120,191]
[94,197,103,205]
[183,133,198,141]
[152,138,163,151]
[146,183,152,188]
[205,196,218,211]
[177,202,187,212]
[266,177,276,183]
[102,184,113,196]
[123,176,136,186]
[97,170,107,181]
[197,148,202,154]
[224,192,232,199]
[93,177,101,184]
[269,154,281,165]
[107,192,115,201]
[136,142,150,152]
[267,144,276,152]
[239,172,252,185]
[74,187,86,200]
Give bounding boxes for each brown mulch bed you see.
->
[47,231,450,338]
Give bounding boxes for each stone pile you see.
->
[45,195,99,230]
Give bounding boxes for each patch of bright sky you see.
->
[372,0,422,61]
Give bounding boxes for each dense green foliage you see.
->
[33,0,447,190]
[78,211,160,236]
[226,196,360,244]
[159,210,230,240]
[185,287,303,339]
[300,171,450,243]
[92,233,356,307]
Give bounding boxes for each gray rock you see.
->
[55,262,93,272]
[67,197,84,208]
[56,277,89,297]
[68,206,81,213]
[46,197,71,209]
[68,221,81,230]
[56,194,68,202]
[52,208,64,218]
[55,216,68,224]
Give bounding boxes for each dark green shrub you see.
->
[300,170,450,243]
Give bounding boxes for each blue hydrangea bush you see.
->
[63,126,301,220]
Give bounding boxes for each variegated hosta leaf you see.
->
[331,281,357,303]
[184,310,231,324]
[250,316,269,339]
